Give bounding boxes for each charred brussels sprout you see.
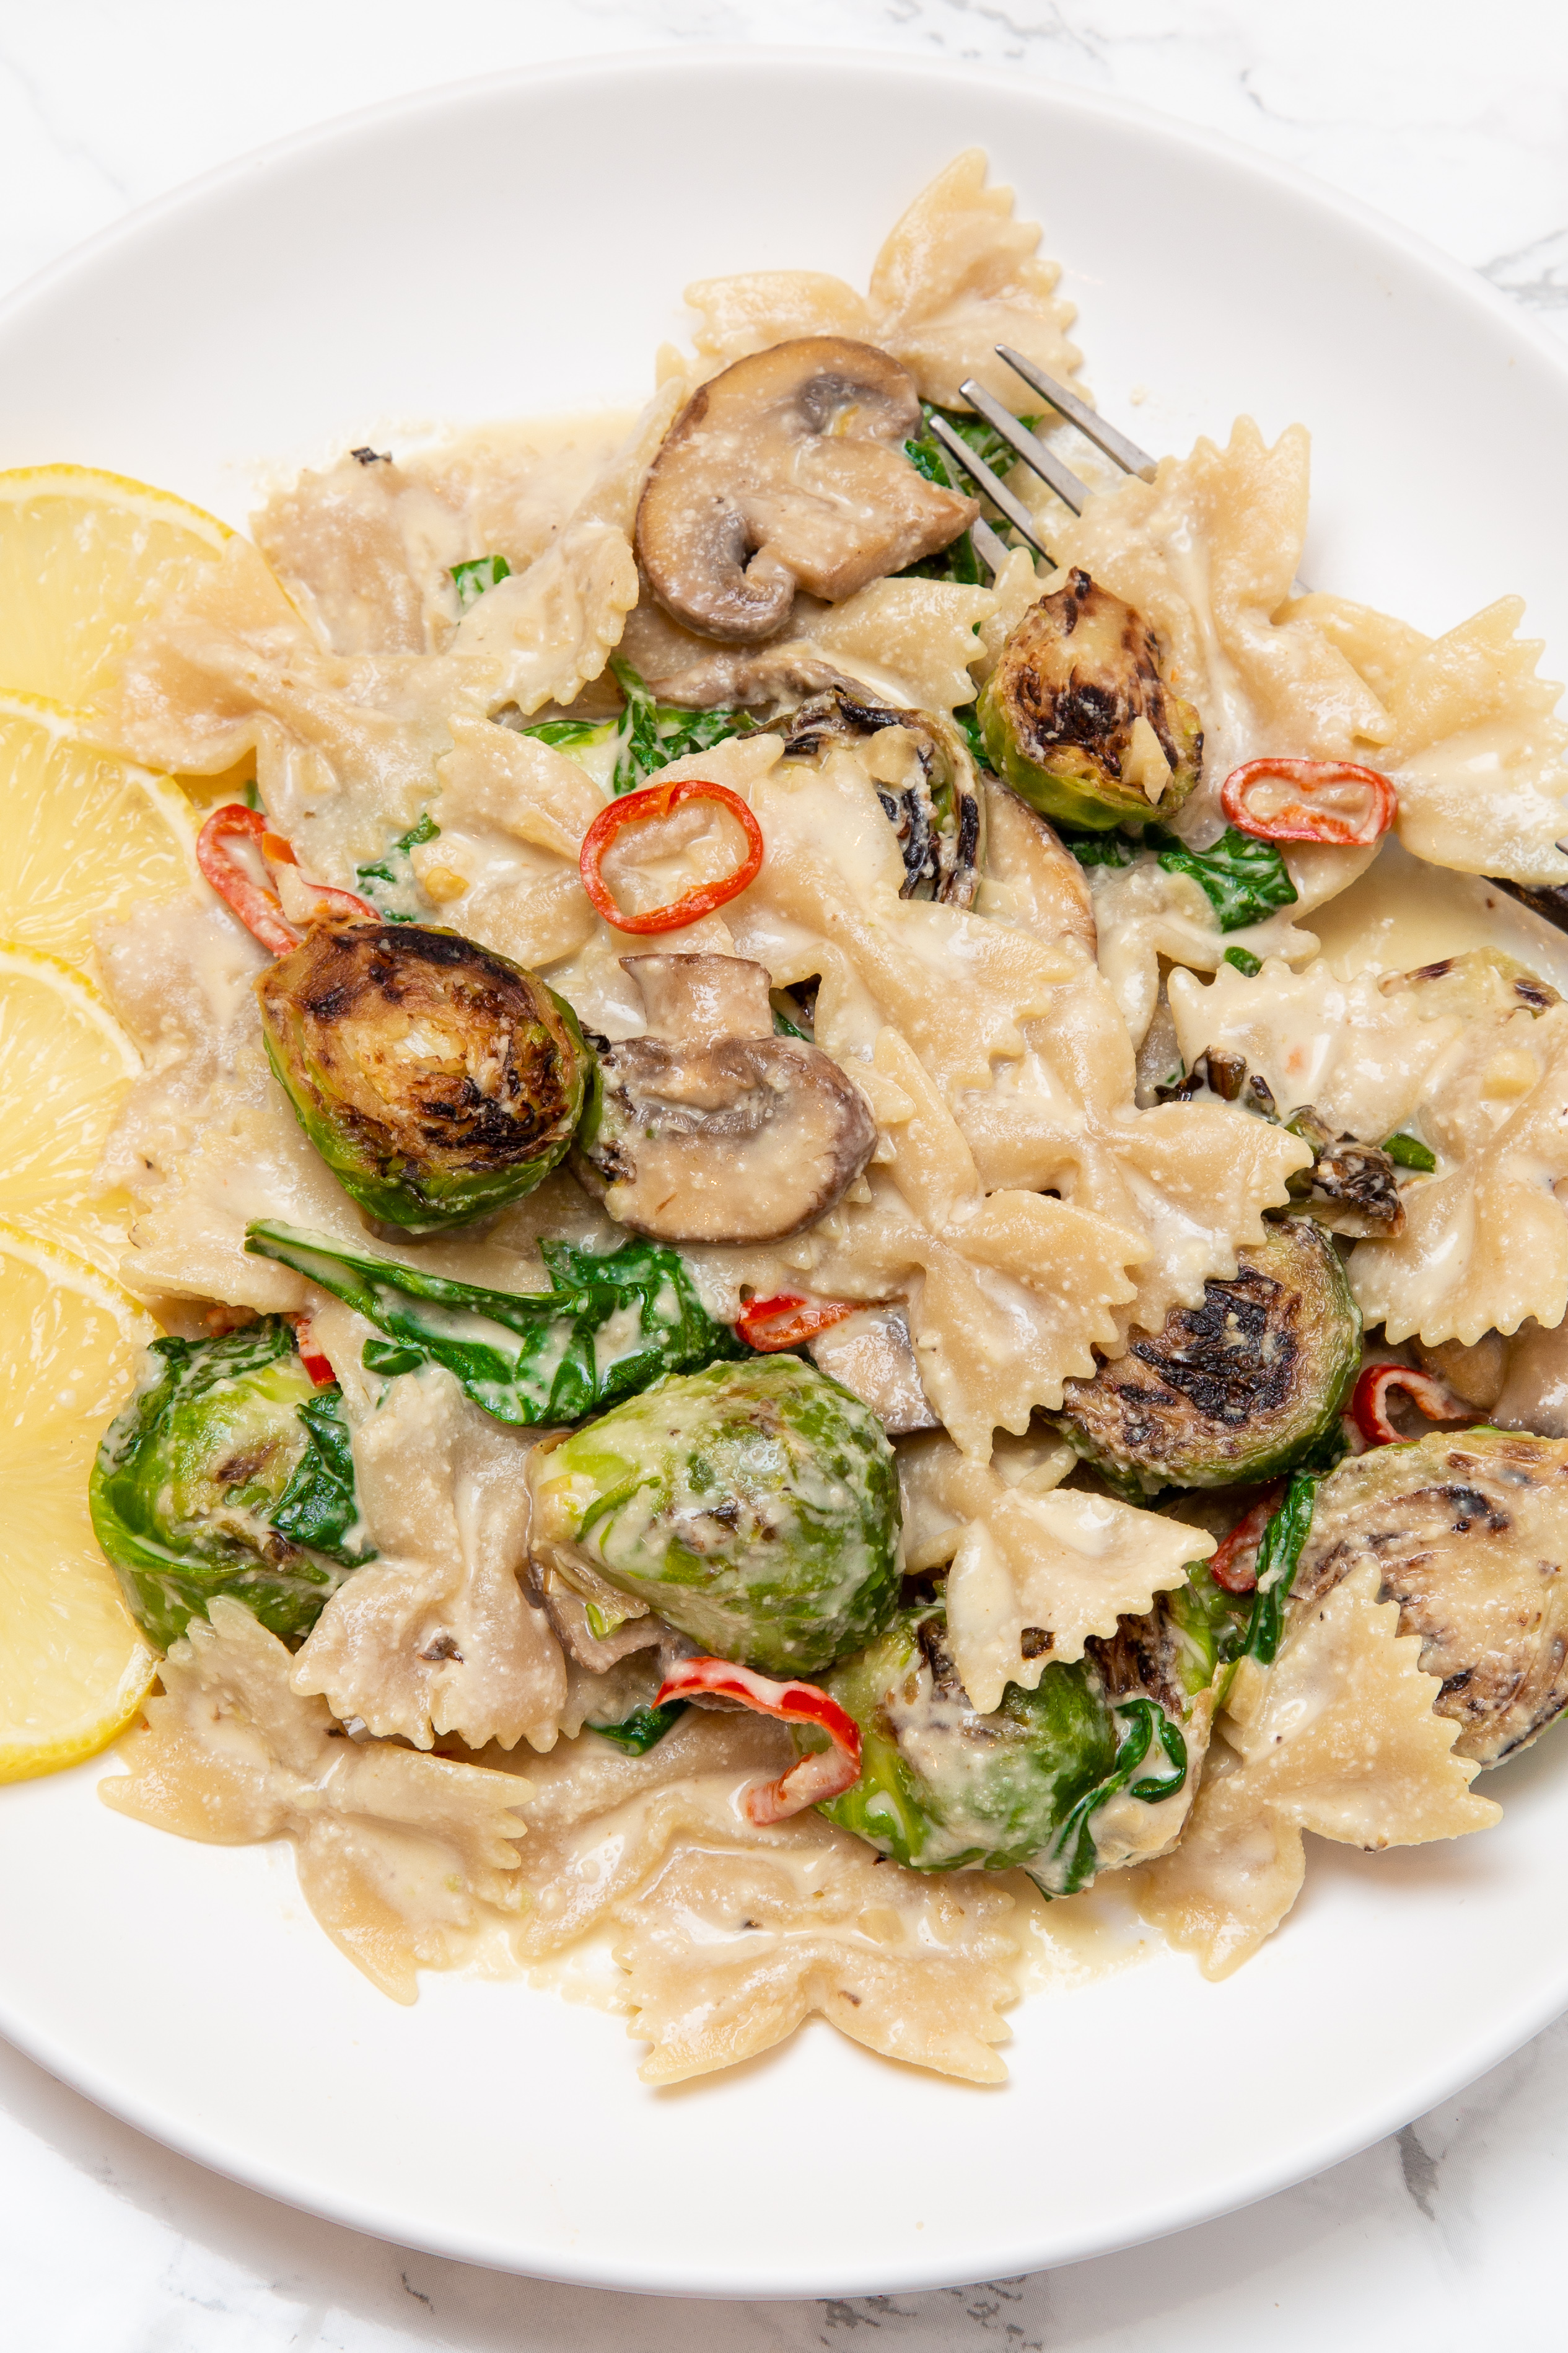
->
[978,569,1203,830]
[89,1318,374,1653]
[1294,1430,1568,1764]
[526,1355,900,1679]
[256,923,590,1233]
[818,1607,1188,1894]
[781,686,984,907]
[1055,1221,1360,1496]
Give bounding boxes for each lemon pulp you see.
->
[0,1224,159,1781]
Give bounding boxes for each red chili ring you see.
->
[1351,1363,1470,1448]
[655,1656,862,1825]
[579,776,764,936]
[736,1293,858,1352]
[1208,1489,1283,1594]
[196,804,376,952]
[1220,759,1397,848]
[196,805,300,955]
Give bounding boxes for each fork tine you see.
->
[994,345,1158,483]
[968,516,1013,575]
[957,379,1093,516]
[925,413,1054,565]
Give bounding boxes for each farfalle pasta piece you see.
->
[252,454,469,656]
[616,1827,1021,2085]
[291,1366,568,1754]
[1297,591,1568,885]
[1086,848,1355,1049]
[1134,1563,1499,1978]
[1167,953,1481,1144]
[866,147,1080,411]
[898,1430,1213,1711]
[492,1697,1022,2082]
[1349,1003,1568,1345]
[451,516,636,717]
[688,149,1079,415]
[950,943,1311,1339]
[808,1034,1147,1454]
[100,1598,529,2002]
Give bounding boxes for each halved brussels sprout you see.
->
[1294,1427,1568,1764]
[978,569,1203,830]
[780,685,984,907]
[89,1318,374,1653]
[256,923,590,1233]
[1055,1220,1360,1496]
[526,1355,900,1679]
[818,1605,1188,1895]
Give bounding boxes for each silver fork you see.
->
[926,345,1157,573]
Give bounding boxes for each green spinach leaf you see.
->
[243,1222,747,1426]
[607,655,757,796]
[354,811,441,921]
[589,1700,688,1754]
[1383,1130,1437,1172]
[269,1389,368,1562]
[1147,824,1299,933]
[451,554,512,609]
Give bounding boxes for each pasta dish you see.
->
[6,150,1568,2087]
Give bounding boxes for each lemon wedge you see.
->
[0,690,197,971]
[0,1222,160,1782]
[0,942,142,1271]
[0,464,230,710]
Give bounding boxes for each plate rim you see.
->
[4,42,1568,2297]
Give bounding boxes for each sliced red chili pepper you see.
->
[196,804,376,953]
[196,805,300,955]
[736,1293,859,1352]
[1352,1363,1470,1448]
[655,1656,862,1826]
[579,776,764,936]
[1208,1487,1283,1594]
[1220,759,1396,848]
[290,1315,336,1387]
[258,828,379,926]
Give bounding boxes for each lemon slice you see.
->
[0,691,197,970]
[0,465,230,709]
[0,943,142,1271]
[0,1222,160,1781]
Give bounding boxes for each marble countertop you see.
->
[5,2,1568,2344]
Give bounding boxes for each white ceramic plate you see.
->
[5,47,1568,2301]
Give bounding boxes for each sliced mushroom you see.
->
[807,1306,939,1435]
[635,338,977,644]
[572,952,876,1244]
[780,686,984,907]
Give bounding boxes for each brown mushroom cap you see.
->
[635,338,978,645]
[572,952,876,1245]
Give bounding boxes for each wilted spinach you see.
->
[243,1223,747,1426]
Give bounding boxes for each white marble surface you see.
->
[4,1,1568,2342]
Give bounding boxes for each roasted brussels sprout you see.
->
[1294,1427,1568,1764]
[526,1355,900,1679]
[89,1318,374,1653]
[1055,1220,1360,1496]
[780,686,984,907]
[818,1606,1188,1895]
[256,922,590,1233]
[978,569,1203,830]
